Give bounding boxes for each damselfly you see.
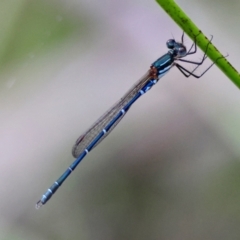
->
[36,33,218,208]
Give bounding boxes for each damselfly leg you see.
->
[176,34,214,78]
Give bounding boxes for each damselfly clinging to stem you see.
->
[36,33,221,209]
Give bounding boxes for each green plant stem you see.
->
[156,0,240,88]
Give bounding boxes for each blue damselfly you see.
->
[36,33,218,208]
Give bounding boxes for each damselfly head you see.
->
[167,39,187,58]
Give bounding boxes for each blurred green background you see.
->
[1,0,240,239]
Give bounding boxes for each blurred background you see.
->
[0,0,240,239]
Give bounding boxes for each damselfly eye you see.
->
[166,39,175,49]
[178,46,187,57]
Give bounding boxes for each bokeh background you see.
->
[1,0,240,239]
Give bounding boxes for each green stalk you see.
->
[156,0,240,88]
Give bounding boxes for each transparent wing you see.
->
[72,71,152,158]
